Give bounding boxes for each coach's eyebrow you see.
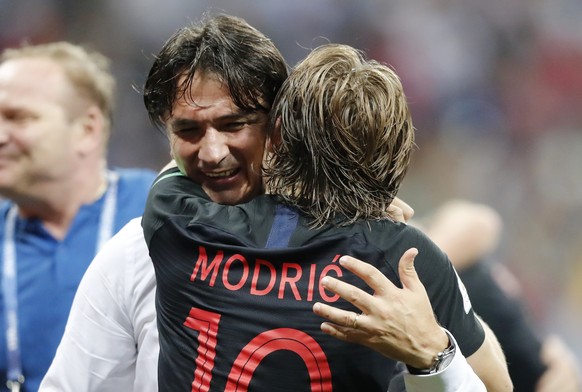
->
[169,118,199,129]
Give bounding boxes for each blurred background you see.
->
[2,0,581,358]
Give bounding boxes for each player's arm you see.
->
[159,159,178,173]
[465,316,512,391]
[142,166,209,246]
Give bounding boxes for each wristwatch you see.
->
[406,329,457,375]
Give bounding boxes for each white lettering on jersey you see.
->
[454,268,473,314]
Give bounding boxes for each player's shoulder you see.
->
[351,218,426,245]
[393,221,432,242]
[356,220,446,266]
[188,196,279,248]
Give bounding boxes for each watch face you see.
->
[434,336,457,372]
[436,347,456,371]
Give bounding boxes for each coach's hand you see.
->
[388,197,414,223]
[312,248,448,369]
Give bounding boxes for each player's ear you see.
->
[266,117,282,153]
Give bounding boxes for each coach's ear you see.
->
[266,117,282,153]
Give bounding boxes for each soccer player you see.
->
[142,42,511,391]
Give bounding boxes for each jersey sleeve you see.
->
[401,226,485,357]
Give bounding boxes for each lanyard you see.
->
[2,207,22,392]
[2,171,119,391]
[96,171,119,252]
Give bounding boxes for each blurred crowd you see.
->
[2,0,581,358]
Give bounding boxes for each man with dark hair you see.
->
[41,15,292,392]
[142,42,511,391]
[43,14,508,392]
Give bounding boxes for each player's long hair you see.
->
[265,44,415,228]
[143,13,288,130]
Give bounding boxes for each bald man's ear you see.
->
[75,105,106,156]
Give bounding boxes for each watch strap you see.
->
[407,328,457,375]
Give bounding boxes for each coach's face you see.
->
[166,71,268,205]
